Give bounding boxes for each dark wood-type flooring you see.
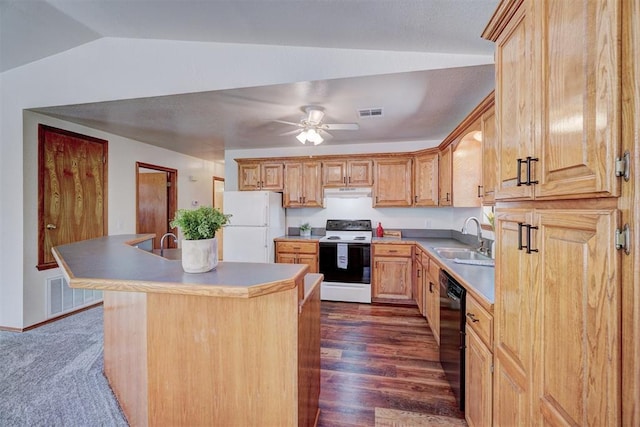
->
[317,302,466,427]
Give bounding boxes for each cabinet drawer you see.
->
[466,295,493,349]
[276,241,317,254]
[427,256,440,280]
[374,244,412,257]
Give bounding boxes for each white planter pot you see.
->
[300,229,311,237]
[181,238,218,273]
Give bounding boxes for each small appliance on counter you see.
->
[318,219,372,303]
[222,191,285,263]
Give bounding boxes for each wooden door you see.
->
[260,162,284,191]
[438,146,452,206]
[213,177,225,260]
[301,161,322,207]
[283,162,303,207]
[138,172,168,250]
[413,153,439,206]
[373,158,412,207]
[372,256,412,300]
[453,131,482,207]
[494,2,535,201]
[322,160,347,186]
[493,208,534,426]
[347,160,373,186]
[238,163,261,191]
[533,209,620,426]
[533,0,621,200]
[481,105,497,204]
[38,125,107,269]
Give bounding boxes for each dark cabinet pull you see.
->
[417,269,421,278]
[477,185,483,198]
[348,176,351,183]
[517,222,525,250]
[526,157,539,185]
[467,312,480,323]
[526,224,539,254]
[415,195,418,202]
[343,176,346,184]
[446,193,450,202]
[516,158,525,186]
[429,282,434,293]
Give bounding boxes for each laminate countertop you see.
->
[52,234,309,299]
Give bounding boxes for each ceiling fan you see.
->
[276,106,359,145]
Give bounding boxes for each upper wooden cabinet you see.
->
[238,161,284,191]
[322,159,373,187]
[480,103,497,205]
[373,157,413,207]
[452,123,482,207]
[485,0,621,201]
[283,161,322,208]
[438,145,452,206]
[413,153,439,207]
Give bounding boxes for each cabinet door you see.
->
[481,105,497,204]
[533,0,620,199]
[238,163,262,191]
[301,161,322,207]
[297,253,318,274]
[413,153,439,206]
[284,162,303,207]
[347,160,373,186]
[276,252,297,265]
[322,161,347,187]
[260,162,284,191]
[438,146,452,206]
[493,208,534,426]
[373,158,413,207]
[532,209,620,426]
[372,256,412,301]
[425,274,440,345]
[494,2,535,200]
[453,130,482,207]
[465,327,493,427]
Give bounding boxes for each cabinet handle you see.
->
[517,222,525,251]
[526,224,539,254]
[526,157,539,185]
[467,312,480,323]
[343,176,346,184]
[389,250,398,253]
[477,185,483,198]
[446,193,450,202]
[417,269,421,278]
[414,195,418,202]
[429,282,434,293]
[516,158,526,186]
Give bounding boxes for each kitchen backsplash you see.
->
[285,196,494,240]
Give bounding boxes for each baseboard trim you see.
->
[0,302,103,332]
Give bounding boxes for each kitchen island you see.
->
[52,234,321,427]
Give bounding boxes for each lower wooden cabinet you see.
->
[372,243,413,303]
[275,241,319,273]
[465,293,493,427]
[424,254,440,345]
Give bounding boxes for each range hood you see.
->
[323,187,372,198]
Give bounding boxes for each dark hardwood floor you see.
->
[317,301,466,427]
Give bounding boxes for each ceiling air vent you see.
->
[358,108,384,118]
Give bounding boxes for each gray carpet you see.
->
[0,307,128,426]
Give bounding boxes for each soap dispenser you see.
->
[376,222,384,237]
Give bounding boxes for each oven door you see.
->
[319,242,371,284]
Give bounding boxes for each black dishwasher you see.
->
[439,269,466,411]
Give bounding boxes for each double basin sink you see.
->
[433,247,495,267]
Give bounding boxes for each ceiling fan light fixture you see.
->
[307,128,323,145]
[296,130,308,144]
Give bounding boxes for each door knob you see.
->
[46,224,57,229]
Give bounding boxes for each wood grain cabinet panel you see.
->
[413,153,439,206]
[373,158,413,207]
[238,161,284,191]
[480,103,497,205]
[323,159,373,187]
[283,161,322,208]
[453,122,482,207]
[438,146,453,206]
[424,254,440,345]
[275,241,319,274]
[372,244,413,303]
[465,326,493,427]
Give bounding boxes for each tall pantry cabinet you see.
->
[483,0,628,425]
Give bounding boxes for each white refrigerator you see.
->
[222,191,286,263]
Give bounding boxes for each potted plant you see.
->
[299,222,312,237]
[170,206,231,273]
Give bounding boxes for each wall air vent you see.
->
[358,108,384,118]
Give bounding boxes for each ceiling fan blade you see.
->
[279,129,303,136]
[323,123,360,131]
[273,119,302,127]
[318,129,334,140]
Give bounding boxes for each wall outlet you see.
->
[191,200,199,207]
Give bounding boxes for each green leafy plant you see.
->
[485,211,495,231]
[299,222,312,232]
[170,206,231,240]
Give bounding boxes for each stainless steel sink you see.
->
[433,247,494,266]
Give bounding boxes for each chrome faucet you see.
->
[159,232,177,257]
[461,217,485,252]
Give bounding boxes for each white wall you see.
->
[1,36,492,328]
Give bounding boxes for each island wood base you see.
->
[103,280,320,426]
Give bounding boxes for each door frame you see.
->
[135,162,178,247]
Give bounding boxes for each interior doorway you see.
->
[136,162,178,250]
[213,176,225,260]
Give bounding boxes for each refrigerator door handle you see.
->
[264,204,269,226]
